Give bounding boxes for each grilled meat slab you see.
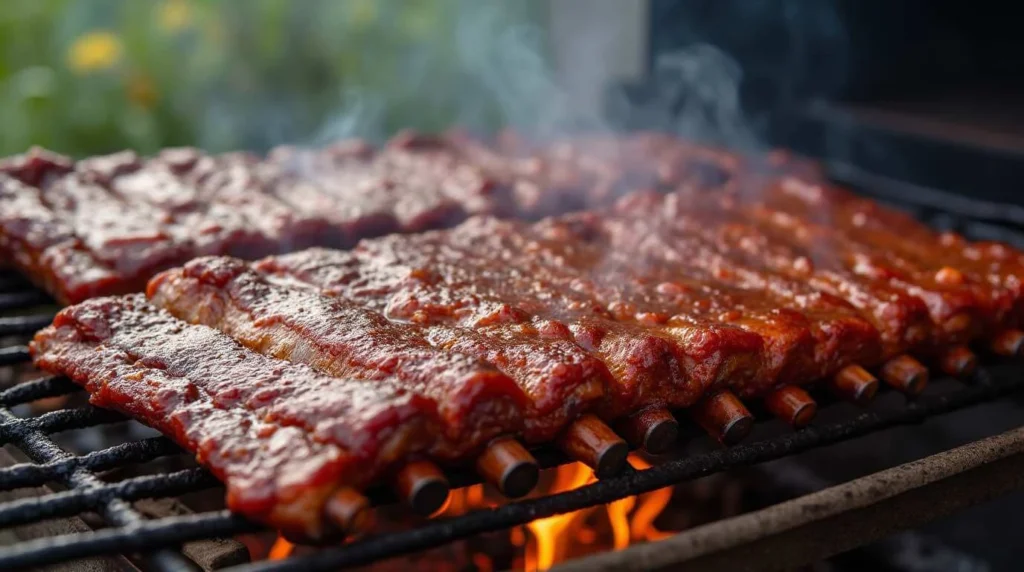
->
[1,136,508,304]
[30,295,439,538]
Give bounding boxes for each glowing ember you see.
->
[268,536,294,560]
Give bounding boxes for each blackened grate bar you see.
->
[0,346,31,366]
[0,314,57,337]
[0,291,51,311]
[1,510,260,570]
[0,374,77,405]
[27,405,123,429]
[0,362,206,572]
[2,364,1023,570]
[0,467,215,528]
[236,363,1024,572]
[0,406,127,435]
[0,436,180,490]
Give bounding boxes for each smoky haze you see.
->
[311,0,770,153]
[25,0,852,161]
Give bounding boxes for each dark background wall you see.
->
[638,0,1024,204]
[648,0,1024,109]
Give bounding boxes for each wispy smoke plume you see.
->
[204,0,828,156]
[454,2,593,140]
[309,0,763,149]
[313,88,388,147]
[314,0,616,145]
[30,0,851,158]
[651,44,761,151]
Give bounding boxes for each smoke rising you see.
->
[651,44,761,151]
[313,88,389,148]
[311,0,765,152]
[22,0,854,160]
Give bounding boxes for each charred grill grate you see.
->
[3,340,1024,571]
[1,164,1024,571]
[0,315,58,337]
[0,353,246,571]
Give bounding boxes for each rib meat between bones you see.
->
[0,131,825,305]
[513,209,883,392]
[721,176,1024,333]
[149,256,610,443]
[255,231,764,415]
[147,256,571,447]
[598,138,1024,338]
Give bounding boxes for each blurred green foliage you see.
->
[0,0,546,157]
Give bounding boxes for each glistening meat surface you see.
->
[30,295,441,538]
[520,207,882,392]
[16,130,1024,539]
[150,256,606,443]
[147,256,531,452]
[256,226,764,415]
[0,134,515,304]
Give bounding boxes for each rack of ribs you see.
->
[150,256,630,478]
[20,132,1024,539]
[1,135,510,304]
[255,238,760,450]
[31,295,452,539]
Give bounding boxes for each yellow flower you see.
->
[158,0,193,33]
[67,31,123,74]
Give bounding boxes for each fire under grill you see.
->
[2,164,1024,571]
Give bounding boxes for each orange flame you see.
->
[438,483,489,518]
[268,536,294,560]
[525,463,595,570]
[607,494,635,550]
[518,455,675,569]
[266,455,675,568]
[627,454,674,542]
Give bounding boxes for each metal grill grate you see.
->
[1,164,1024,570]
[2,342,1023,570]
[0,355,234,571]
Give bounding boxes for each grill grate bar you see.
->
[0,436,180,491]
[0,346,30,366]
[0,467,216,529]
[0,406,127,437]
[0,291,52,311]
[0,314,57,337]
[0,379,198,571]
[0,375,78,406]
[0,510,261,570]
